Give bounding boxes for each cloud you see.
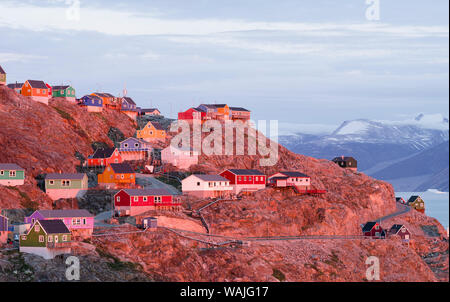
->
[0,52,48,63]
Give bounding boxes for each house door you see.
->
[143,220,148,228]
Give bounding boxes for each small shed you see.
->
[142,217,157,229]
[388,224,411,241]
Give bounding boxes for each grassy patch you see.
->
[96,248,142,272]
[52,106,74,121]
[272,268,286,282]
[156,176,181,191]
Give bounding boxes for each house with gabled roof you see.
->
[118,137,153,161]
[44,173,88,200]
[86,147,122,167]
[19,220,71,259]
[268,171,311,190]
[0,65,6,85]
[396,197,407,204]
[137,121,167,142]
[0,163,25,186]
[121,96,139,119]
[230,107,251,121]
[332,156,358,171]
[52,85,76,102]
[114,188,180,216]
[25,209,94,239]
[198,104,230,120]
[21,80,50,104]
[161,145,199,170]
[219,169,266,194]
[182,174,232,198]
[98,163,136,189]
[178,107,207,123]
[79,94,103,112]
[362,221,386,238]
[91,92,120,109]
[7,82,24,94]
[388,224,411,241]
[139,108,161,116]
[407,195,425,213]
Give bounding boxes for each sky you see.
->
[0,0,448,135]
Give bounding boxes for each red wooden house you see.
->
[178,107,206,124]
[86,147,122,167]
[388,224,411,241]
[219,169,266,195]
[362,222,386,238]
[114,188,180,216]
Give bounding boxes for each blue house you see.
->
[79,95,103,112]
[118,137,153,161]
[121,97,137,111]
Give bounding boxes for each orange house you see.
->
[21,80,50,105]
[98,163,136,189]
[136,121,166,142]
[90,93,117,108]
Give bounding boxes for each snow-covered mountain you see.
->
[279,114,449,191]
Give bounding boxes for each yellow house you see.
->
[136,121,166,142]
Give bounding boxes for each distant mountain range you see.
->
[279,114,449,192]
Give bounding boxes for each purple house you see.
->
[25,209,94,239]
[0,214,8,243]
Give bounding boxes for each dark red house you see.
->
[178,107,206,123]
[362,221,386,238]
[388,224,411,240]
[219,169,266,194]
[86,147,122,167]
[114,188,180,216]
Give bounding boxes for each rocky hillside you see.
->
[0,86,137,209]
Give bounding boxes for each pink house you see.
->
[181,174,232,198]
[25,209,94,239]
[268,171,311,190]
[161,145,199,170]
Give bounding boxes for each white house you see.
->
[182,174,232,198]
[161,145,199,170]
[268,171,311,190]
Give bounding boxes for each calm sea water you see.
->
[396,190,449,229]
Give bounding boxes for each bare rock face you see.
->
[0,86,136,209]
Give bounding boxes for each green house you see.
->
[20,220,72,259]
[52,85,76,99]
[45,173,88,200]
[0,65,6,85]
[0,163,25,186]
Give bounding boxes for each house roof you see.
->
[120,137,150,145]
[147,121,164,130]
[332,156,356,162]
[36,209,94,218]
[7,83,24,89]
[26,80,48,89]
[140,108,160,113]
[193,106,206,112]
[226,169,265,176]
[229,107,250,112]
[389,224,406,234]
[121,188,172,196]
[408,195,420,203]
[52,85,71,90]
[200,104,228,109]
[45,173,86,180]
[109,163,134,174]
[91,147,116,159]
[38,220,71,234]
[396,197,405,202]
[82,94,102,101]
[278,171,309,178]
[122,97,136,105]
[192,174,229,182]
[93,92,114,98]
[0,163,25,171]
[362,221,378,232]
[0,65,5,74]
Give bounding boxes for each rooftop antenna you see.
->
[123,83,127,97]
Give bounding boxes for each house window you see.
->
[49,180,54,185]
[0,170,3,175]
[62,180,71,187]
[255,177,258,181]
[249,176,252,181]
[117,196,120,202]
[155,196,162,204]
[72,218,81,225]
[115,159,119,163]
[62,235,68,242]
[39,235,44,243]
[135,143,139,147]
[197,182,200,186]
[134,196,139,202]
[35,225,40,232]
[121,174,125,179]
[48,235,53,242]
[124,143,128,148]
[9,170,16,177]
[83,219,86,225]
[244,177,247,181]
[130,175,134,179]
[143,196,148,202]
[238,177,242,181]
[21,235,27,241]
[55,236,59,243]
